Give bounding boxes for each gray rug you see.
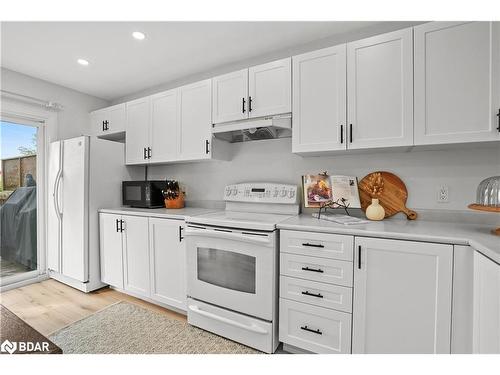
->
[49,301,260,354]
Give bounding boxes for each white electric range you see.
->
[184,182,299,353]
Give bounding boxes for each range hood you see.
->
[212,114,291,143]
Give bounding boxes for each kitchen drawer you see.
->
[280,230,353,261]
[279,298,352,354]
[280,276,352,313]
[280,253,353,287]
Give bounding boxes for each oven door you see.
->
[185,225,276,321]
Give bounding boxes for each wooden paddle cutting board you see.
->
[358,171,417,220]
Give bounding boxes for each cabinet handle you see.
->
[248,96,252,112]
[358,245,362,269]
[300,326,322,335]
[301,266,324,273]
[179,226,184,242]
[205,139,210,154]
[302,242,324,248]
[148,147,152,159]
[116,219,120,232]
[301,291,323,299]
[340,125,344,144]
[496,108,500,132]
[120,220,124,232]
[349,124,353,143]
[102,120,105,132]
[104,120,109,130]
[143,147,147,159]
[242,97,246,113]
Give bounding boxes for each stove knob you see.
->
[232,188,238,196]
[288,190,296,199]
[273,190,279,197]
[280,190,287,197]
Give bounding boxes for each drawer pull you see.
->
[301,266,324,273]
[302,242,324,248]
[300,325,322,335]
[301,290,324,298]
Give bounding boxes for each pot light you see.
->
[77,58,89,66]
[132,31,146,40]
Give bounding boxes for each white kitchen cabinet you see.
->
[91,103,126,138]
[125,97,151,165]
[248,58,291,118]
[352,237,453,353]
[149,218,186,311]
[178,79,213,161]
[99,213,124,289]
[414,21,500,145]
[122,215,150,297]
[473,251,500,353]
[292,45,347,153]
[150,89,178,163]
[347,28,413,149]
[212,69,248,124]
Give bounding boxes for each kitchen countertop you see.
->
[277,215,500,264]
[99,207,220,220]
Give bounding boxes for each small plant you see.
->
[162,180,181,200]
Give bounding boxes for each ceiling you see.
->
[1,21,381,101]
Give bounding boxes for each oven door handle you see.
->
[184,228,272,245]
[188,305,268,334]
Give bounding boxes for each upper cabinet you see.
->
[414,22,500,145]
[150,89,178,163]
[125,97,151,165]
[91,103,126,139]
[292,45,347,153]
[347,28,414,149]
[212,58,291,124]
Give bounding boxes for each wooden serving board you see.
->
[358,171,417,220]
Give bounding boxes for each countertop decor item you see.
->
[468,176,500,235]
[302,172,361,209]
[365,198,385,221]
[358,171,417,220]
[162,180,185,209]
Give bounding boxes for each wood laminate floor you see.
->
[0,279,186,336]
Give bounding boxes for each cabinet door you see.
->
[347,28,413,149]
[150,89,178,163]
[99,213,123,288]
[473,251,500,353]
[212,69,248,123]
[414,21,500,145]
[178,79,212,161]
[248,58,291,118]
[92,103,126,137]
[352,237,453,353]
[292,45,347,153]
[122,215,150,297]
[149,218,186,310]
[125,97,151,165]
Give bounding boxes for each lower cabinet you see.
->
[473,251,500,353]
[352,237,453,354]
[99,213,187,311]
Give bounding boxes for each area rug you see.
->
[49,301,260,354]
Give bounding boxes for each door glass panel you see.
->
[197,247,256,294]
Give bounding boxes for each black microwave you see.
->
[122,180,166,208]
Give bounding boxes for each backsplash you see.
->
[128,138,500,212]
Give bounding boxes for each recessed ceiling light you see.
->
[132,31,146,40]
[77,58,89,66]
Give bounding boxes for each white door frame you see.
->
[1,99,58,289]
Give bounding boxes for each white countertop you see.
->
[99,207,220,220]
[277,215,500,264]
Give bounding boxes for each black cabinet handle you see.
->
[102,121,105,132]
[116,219,120,232]
[120,220,124,232]
[301,266,324,273]
[358,245,362,269]
[143,147,147,159]
[302,291,324,299]
[496,108,500,132]
[242,97,246,113]
[300,326,322,335]
[302,242,324,248]
[205,139,210,154]
[248,96,252,112]
[147,147,152,159]
[340,125,344,144]
[179,226,184,242]
[104,120,109,130]
[349,124,353,143]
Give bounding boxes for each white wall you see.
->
[134,138,500,211]
[1,68,109,141]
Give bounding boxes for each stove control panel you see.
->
[224,183,298,204]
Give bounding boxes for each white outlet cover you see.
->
[437,185,449,203]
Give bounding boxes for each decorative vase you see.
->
[366,198,385,221]
[165,193,185,209]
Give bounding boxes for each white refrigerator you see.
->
[47,135,129,292]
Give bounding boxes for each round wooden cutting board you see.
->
[358,171,417,220]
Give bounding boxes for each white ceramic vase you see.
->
[366,198,385,221]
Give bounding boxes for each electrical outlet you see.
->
[437,185,449,203]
